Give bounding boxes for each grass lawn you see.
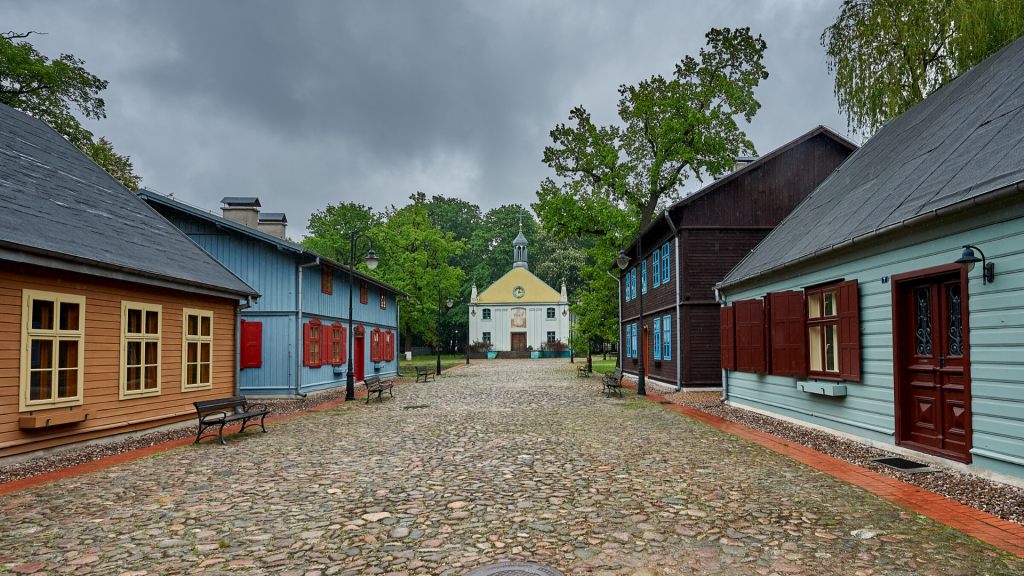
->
[588,358,619,374]
[399,355,467,375]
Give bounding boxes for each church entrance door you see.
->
[511,333,527,352]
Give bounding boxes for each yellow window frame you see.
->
[181,308,214,391]
[119,301,162,400]
[19,289,86,412]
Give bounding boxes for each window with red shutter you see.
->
[360,281,369,304]
[769,291,807,377]
[321,320,330,366]
[304,319,323,368]
[241,320,262,369]
[370,328,383,363]
[341,326,347,364]
[837,279,861,381]
[322,266,333,295]
[720,306,736,370]
[329,322,343,365]
[383,329,395,362]
[380,288,387,310]
[735,299,766,372]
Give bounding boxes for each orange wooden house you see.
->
[0,103,259,461]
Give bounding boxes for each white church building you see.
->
[469,227,570,352]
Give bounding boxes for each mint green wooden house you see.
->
[716,36,1024,483]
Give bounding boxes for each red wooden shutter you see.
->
[303,322,311,367]
[384,330,394,361]
[320,322,330,367]
[720,306,736,370]
[341,327,347,364]
[241,320,262,369]
[769,291,807,377]
[736,299,766,372]
[838,279,861,381]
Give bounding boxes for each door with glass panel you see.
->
[893,269,971,463]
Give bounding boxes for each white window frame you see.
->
[181,308,214,392]
[20,289,86,412]
[119,301,162,400]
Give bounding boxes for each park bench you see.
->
[415,366,436,382]
[363,375,395,404]
[193,396,270,445]
[576,364,590,377]
[602,368,624,397]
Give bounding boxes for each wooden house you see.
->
[137,192,407,397]
[717,36,1024,482]
[618,126,856,390]
[0,103,259,460]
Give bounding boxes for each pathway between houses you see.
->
[0,359,1021,575]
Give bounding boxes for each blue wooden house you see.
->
[716,36,1024,482]
[137,192,406,397]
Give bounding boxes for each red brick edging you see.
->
[619,379,1024,559]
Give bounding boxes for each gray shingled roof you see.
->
[0,103,258,298]
[722,35,1024,287]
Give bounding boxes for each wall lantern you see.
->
[615,249,631,270]
[471,306,476,316]
[954,244,994,284]
[562,309,567,317]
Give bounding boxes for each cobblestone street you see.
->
[1,359,1021,576]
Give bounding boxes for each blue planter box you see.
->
[487,351,497,359]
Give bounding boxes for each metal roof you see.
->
[0,103,259,299]
[137,190,409,298]
[258,213,287,222]
[221,197,261,207]
[721,35,1024,288]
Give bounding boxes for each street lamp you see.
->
[616,233,645,396]
[343,232,379,401]
[437,287,458,376]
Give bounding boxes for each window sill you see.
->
[181,383,213,393]
[120,389,161,401]
[807,374,844,382]
[19,411,89,429]
[19,397,84,413]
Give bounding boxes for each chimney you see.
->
[258,213,288,239]
[221,197,261,228]
[732,156,759,173]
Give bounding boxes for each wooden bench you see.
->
[193,396,270,445]
[415,366,436,382]
[576,365,590,377]
[602,368,624,397]
[363,375,395,404]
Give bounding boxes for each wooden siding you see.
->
[621,132,856,388]
[0,262,237,458]
[721,199,1024,480]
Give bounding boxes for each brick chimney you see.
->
[221,197,261,228]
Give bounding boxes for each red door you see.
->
[354,327,365,382]
[894,268,971,463]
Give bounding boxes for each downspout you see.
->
[715,286,728,403]
[296,257,319,398]
[235,295,254,396]
[606,270,622,369]
[664,212,682,390]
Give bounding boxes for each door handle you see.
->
[939,352,946,369]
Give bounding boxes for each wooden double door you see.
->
[511,333,527,352]
[893,267,972,463]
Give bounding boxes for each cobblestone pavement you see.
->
[2,359,1021,576]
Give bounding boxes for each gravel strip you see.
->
[0,377,414,486]
[666,396,1024,526]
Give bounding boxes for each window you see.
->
[182,309,213,391]
[624,273,631,302]
[805,281,861,380]
[483,332,491,344]
[482,308,491,320]
[383,329,395,362]
[642,260,647,294]
[632,323,638,358]
[329,322,345,366]
[321,266,333,295]
[20,290,85,411]
[241,320,262,369]
[653,248,660,288]
[360,281,369,304]
[662,242,670,284]
[653,317,662,360]
[370,328,383,363]
[547,331,556,342]
[120,301,161,399]
[546,307,555,319]
[630,268,636,300]
[625,324,631,358]
[380,288,387,310]
[662,316,672,360]
[303,318,323,368]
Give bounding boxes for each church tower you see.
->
[512,225,529,271]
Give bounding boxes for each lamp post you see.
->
[344,232,380,401]
[954,244,995,284]
[436,286,457,376]
[615,234,645,396]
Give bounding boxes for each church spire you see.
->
[512,213,529,271]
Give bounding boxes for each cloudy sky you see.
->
[5,0,852,237]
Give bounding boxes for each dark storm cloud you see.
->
[4,0,849,236]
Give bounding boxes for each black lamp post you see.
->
[436,286,457,376]
[616,234,645,396]
[954,245,995,284]
[344,232,380,401]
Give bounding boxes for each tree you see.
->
[1,31,141,189]
[301,202,379,261]
[822,0,1024,137]
[426,195,482,353]
[534,27,768,350]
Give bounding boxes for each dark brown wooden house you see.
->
[617,126,856,390]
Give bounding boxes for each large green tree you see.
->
[301,202,379,262]
[426,195,483,352]
[534,27,769,353]
[822,0,1024,137]
[0,31,141,189]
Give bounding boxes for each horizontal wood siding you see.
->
[722,201,1024,479]
[0,263,237,458]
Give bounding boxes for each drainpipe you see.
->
[235,295,254,396]
[664,212,682,390]
[715,286,728,403]
[296,257,319,398]
[606,270,622,369]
